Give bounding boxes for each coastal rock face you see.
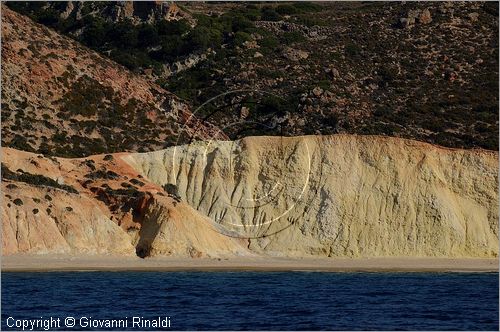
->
[1,148,137,256]
[2,135,498,258]
[1,148,247,258]
[135,196,249,258]
[1,182,135,256]
[125,135,499,258]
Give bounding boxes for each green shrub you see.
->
[163,183,181,202]
[82,17,106,47]
[106,20,138,49]
[379,65,398,83]
[316,80,331,91]
[130,178,145,186]
[157,19,190,36]
[85,169,120,180]
[226,14,254,33]
[188,26,223,50]
[259,35,279,49]
[256,95,285,115]
[281,31,306,45]
[59,75,113,117]
[1,164,79,194]
[137,24,160,48]
[345,42,362,57]
[234,31,252,45]
[293,2,323,13]
[261,7,282,21]
[9,135,35,152]
[276,4,298,15]
[240,5,261,21]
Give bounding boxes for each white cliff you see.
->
[124,135,499,258]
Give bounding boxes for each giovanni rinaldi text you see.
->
[6,316,172,330]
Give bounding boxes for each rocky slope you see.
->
[174,1,498,150]
[53,1,191,25]
[9,1,498,150]
[3,135,498,258]
[5,1,195,31]
[1,5,223,158]
[1,147,248,257]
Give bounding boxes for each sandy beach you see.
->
[1,255,498,272]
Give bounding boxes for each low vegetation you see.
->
[1,163,79,194]
[5,1,499,151]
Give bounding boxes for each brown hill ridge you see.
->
[1,5,223,158]
[2,135,498,258]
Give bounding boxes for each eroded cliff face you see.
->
[2,135,498,258]
[134,196,250,258]
[1,148,248,258]
[124,135,499,258]
[2,182,134,255]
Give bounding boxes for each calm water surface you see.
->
[1,272,498,330]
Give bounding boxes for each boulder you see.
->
[312,87,324,97]
[468,12,479,22]
[419,9,432,24]
[282,47,309,62]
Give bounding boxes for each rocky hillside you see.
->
[8,1,192,25]
[3,135,498,258]
[1,5,224,158]
[7,1,499,150]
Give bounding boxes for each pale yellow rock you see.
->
[124,135,499,258]
[134,196,250,258]
[2,183,135,256]
[2,135,498,259]
[1,147,249,258]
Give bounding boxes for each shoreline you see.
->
[1,255,498,273]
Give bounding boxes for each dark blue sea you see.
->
[1,272,498,331]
